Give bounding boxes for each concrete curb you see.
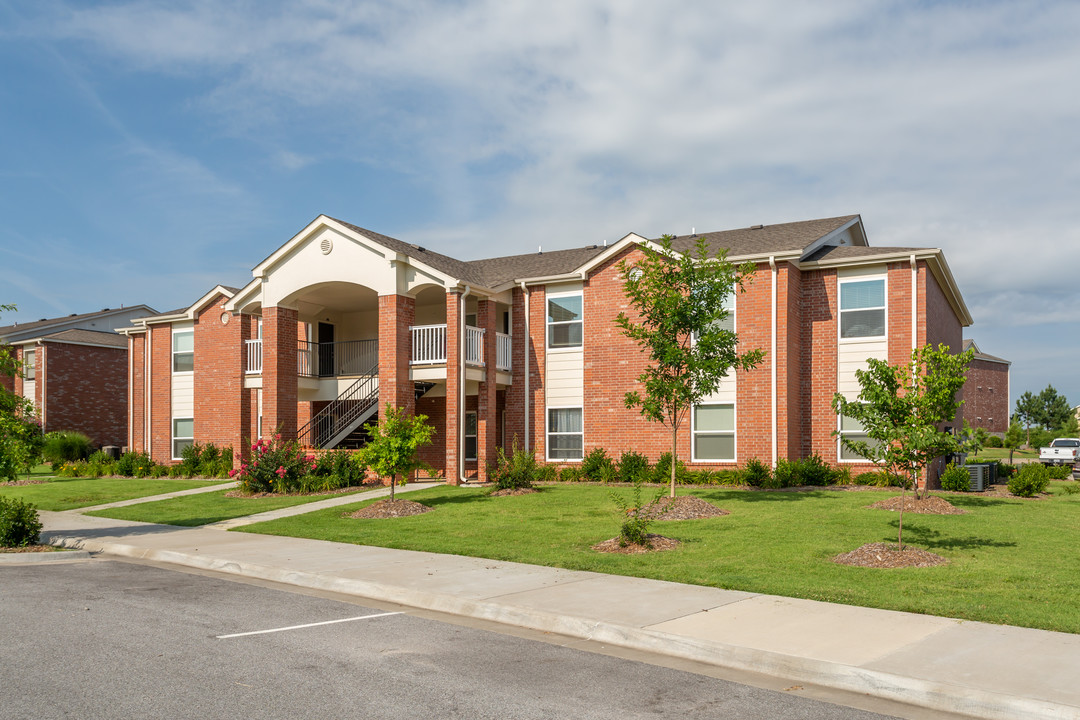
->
[45,532,1074,720]
[0,548,92,564]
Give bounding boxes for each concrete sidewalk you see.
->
[33,503,1080,720]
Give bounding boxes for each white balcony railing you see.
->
[245,339,262,374]
[465,326,484,366]
[411,324,447,365]
[496,332,511,371]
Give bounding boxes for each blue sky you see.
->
[2,1,1079,409]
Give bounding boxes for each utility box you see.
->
[967,464,989,492]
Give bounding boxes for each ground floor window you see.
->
[172,418,194,460]
[838,413,878,461]
[464,412,477,461]
[692,404,735,461]
[547,407,583,461]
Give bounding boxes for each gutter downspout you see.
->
[459,285,471,485]
[769,256,778,468]
[519,281,530,452]
[910,255,918,352]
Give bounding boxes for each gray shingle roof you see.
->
[962,339,1010,364]
[669,215,859,258]
[40,329,128,348]
[0,306,151,337]
[803,244,927,263]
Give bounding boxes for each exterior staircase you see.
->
[297,365,379,450]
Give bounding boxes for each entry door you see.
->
[318,322,335,377]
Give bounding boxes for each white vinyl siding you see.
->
[547,407,583,461]
[545,348,584,405]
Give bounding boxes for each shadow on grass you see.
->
[943,495,1014,509]
[704,488,842,503]
[892,523,1018,551]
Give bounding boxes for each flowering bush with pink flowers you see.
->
[229,435,317,494]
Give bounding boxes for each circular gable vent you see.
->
[320,237,333,255]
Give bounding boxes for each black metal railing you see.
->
[298,339,378,378]
[296,363,379,448]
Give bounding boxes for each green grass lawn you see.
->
[86,487,373,526]
[970,447,1038,461]
[238,482,1080,634]
[0,476,223,511]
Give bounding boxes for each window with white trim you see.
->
[173,418,194,460]
[838,412,880,461]
[464,412,477,461]
[547,293,582,349]
[839,278,885,339]
[23,348,35,381]
[693,404,735,461]
[172,329,194,373]
[547,407,583,460]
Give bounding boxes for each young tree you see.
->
[1014,391,1038,446]
[1003,420,1024,463]
[832,343,973,550]
[0,304,43,482]
[358,407,436,502]
[616,235,765,498]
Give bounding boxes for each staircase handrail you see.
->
[296,363,379,448]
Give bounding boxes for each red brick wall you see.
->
[149,324,173,461]
[780,263,802,460]
[736,266,773,464]
[444,291,462,483]
[503,287,528,450]
[799,268,839,462]
[416,394,446,477]
[129,332,146,453]
[37,341,127,447]
[527,285,547,460]
[477,297,498,480]
[193,298,246,467]
[963,359,1010,434]
[923,263,962,353]
[378,294,416,416]
[887,261,916,366]
[263,306,298,439]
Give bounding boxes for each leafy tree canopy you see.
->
[359,407,436,501]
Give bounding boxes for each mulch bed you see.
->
[592,534,681,554]
[0,545,61,553]
[345,499,431,519]
[834,542,949,569]
[868,495,966,515]
[489,487,539,497]
[0,479,46,486]
[641,495,730,520]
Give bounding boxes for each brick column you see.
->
[444,290,462,484]
[477,298,498,480]
[378,294,416,418]
[504,287,527,451]
[262,306,298,440]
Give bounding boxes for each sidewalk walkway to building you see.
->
[30,482,1080,720]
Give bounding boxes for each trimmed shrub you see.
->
[985,436,1004,448]
[1008,463,1050,497]
[149,464,168,478]
[42,431,93,465]
[650,452,689,485]
[852,470,889,486]
[741,458,771,487]
[1060,482,1080,495]
[581,448,615,482]
[311,449,365,489]
[616,451,650,483]
[231,436,317,494]
[995,461,1017,479]
[116,451,153,477]
[1049,464,1073,480]
[940,464,971,492]
[799,454,836,486]
[535,463,558,483]
[0,496,42,547]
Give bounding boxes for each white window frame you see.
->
[464,411,478,462]
[546,406,584,462]
[838,276,887,342]
[837,410,877,463]
[546,290,583,352]
[23,348,35,381]
[172,328,194,374]
[691,403,736,462]
[172,417,194,460]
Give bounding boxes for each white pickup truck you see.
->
[1040,438,1080,467]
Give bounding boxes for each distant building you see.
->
[960,339,1010,436]
[0,306,156,447]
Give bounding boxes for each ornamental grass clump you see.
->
[230,435,316,494]
[489,443,541,491]
[609,477,668,548]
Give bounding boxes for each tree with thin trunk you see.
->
[616,235,765,499]
[832,343,973,550]
[359,407,436,502]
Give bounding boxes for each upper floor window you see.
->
[172,329,194,373]
[547,294,583,349]
[839,278,885,339]
[23,349,35,381]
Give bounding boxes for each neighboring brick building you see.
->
[960,339,1010,436]
[124,214,973,485]
[0,306,157,447]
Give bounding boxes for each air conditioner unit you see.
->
[967,464,987,492]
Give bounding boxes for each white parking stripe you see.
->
[216,612,403,639]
